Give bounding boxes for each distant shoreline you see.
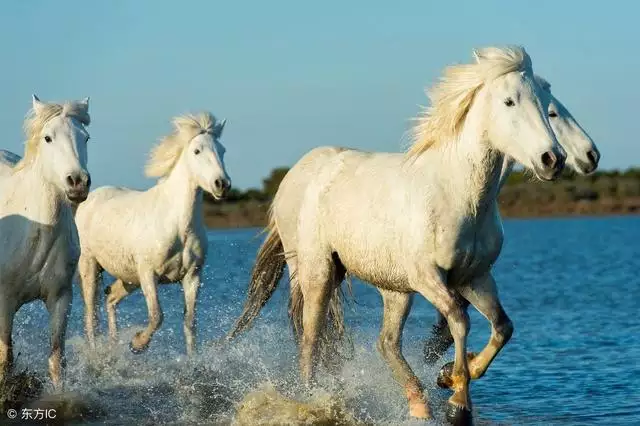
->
[204,167,640,229]
[203,198,640,229]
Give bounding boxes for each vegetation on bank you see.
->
[203,166,640,228]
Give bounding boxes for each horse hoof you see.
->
[446,402,472,425]
[129,341,148,354]
[437,361,454,389]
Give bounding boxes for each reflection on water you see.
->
[7,216,640,425]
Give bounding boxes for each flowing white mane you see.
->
[145,112,219,178]
[408,45,533,158]
[14,101,91,172]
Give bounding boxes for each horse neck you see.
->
[419,111,504,217]
[157,157,203,232]
[498,156,516,191]
[16,161,70,226]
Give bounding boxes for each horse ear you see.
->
[472,49,482,63]
[79,97,90,112]
[215,119,226,137]
[32,94,46,115]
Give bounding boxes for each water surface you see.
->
[11,216,640,425]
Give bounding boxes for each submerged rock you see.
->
[24,391,106,423]
[0,370,44,412]
[233,385,366,426]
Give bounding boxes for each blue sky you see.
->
[1,0,638,190]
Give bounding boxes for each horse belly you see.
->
[335,244,410,292]
[96,253,140,285]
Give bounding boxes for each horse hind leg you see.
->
[78,255,102,349]
[319,253,349,376]
[296,252,334,385]
[377,289,432,419]
[130,271,163,354]
[105,279,136,345]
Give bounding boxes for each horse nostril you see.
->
[86,174,92,187]
[541,151,557,170]
[66,175,76,187]
[587,150,599,166]
[214,179,223,191]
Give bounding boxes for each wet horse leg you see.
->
[424,293,470,364]
[46,287,71,390]
[377,289,432,419]
[410,265,473,424]
[105,279,135,344]
[78,256,101,349]
[182,269,201,356]
[319,255,347,377]
[130,271,163,353]
[438,272,513,386]
[0,303,15,385]
[297,254,334,385]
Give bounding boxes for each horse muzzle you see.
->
[65,171,91,203]
[211,177,231,200]
[66,188,89,204]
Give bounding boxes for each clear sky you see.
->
[1,0,638,190]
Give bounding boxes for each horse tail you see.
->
[226,214,286,341]
[289,266,355,361]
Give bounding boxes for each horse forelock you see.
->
[144,112,219,179]
[14,101,91,172]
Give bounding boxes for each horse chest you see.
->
[158,233,205,283]
[435,219,503,283]
[4,228,76,304]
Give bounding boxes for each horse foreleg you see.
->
[377,289,432,419]
[411,266,472,425]
[46,288,71,391]
[105,279,135,345]
[130,272,162,353]
[297,256,333,385]
[78,256,101,349]
[182,270,201,356]
[0,306,15,385]
[459,272,513,380]
[424,293,470,364]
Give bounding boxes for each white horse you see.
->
[75,112,230,355]
[227,46,566,424]
[227,72,601,369]
[423,74,601,368]
[0,95,91,390]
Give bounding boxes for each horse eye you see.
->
[504,98,515,107]
[44,135,52,143]
[549,111,558,118]
[194,149,201,155]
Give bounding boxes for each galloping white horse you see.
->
[75,112,230,355]
[227,73,601,373]
[228,46,566,424]
[0,95,91,390]
[423,74,601,368]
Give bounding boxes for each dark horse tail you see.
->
[227,213,352,356]
[226,214,286,340]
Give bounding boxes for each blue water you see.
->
[10,216,640,425]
